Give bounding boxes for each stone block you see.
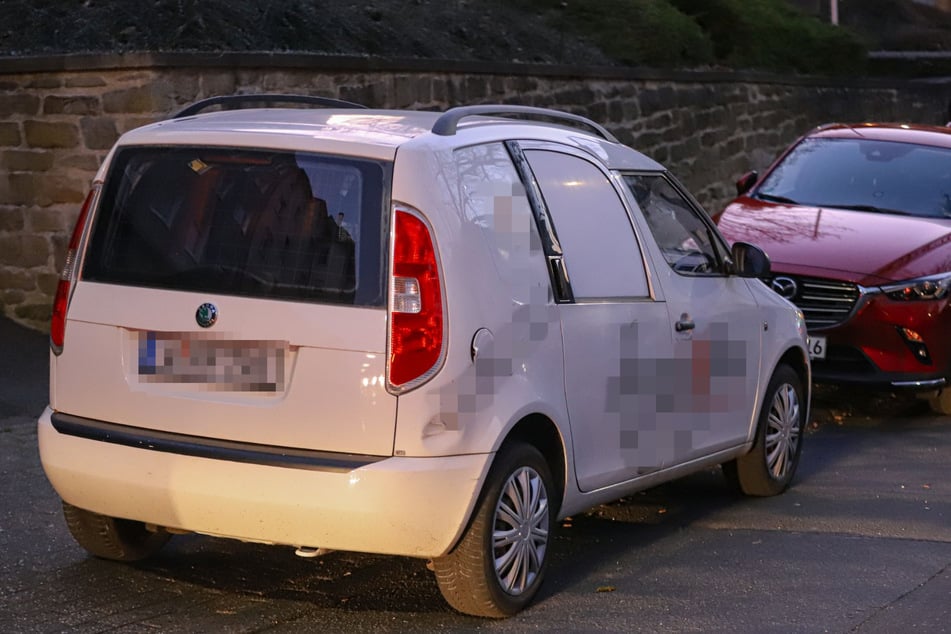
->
[634,130,663,150]
[47,176,89,206]
[26,77,62,89]
[607,100,624,123]
[59,154,102,171]
[587,102,607,123]
[676,86,715,108]
[700,130,724,148]
[0,206,24,231]
[51,234,68,272]
[0,268,35,290]
[638,86,675,115]
[102,85,171,114]
[80,117,119,150]
[0,173,36,205]
[393,75,418,108]
[1,150,54,172]
[645,111,672,130]
[118,117,156,134]
[464,77,488,101]
[553,86,596,107]
[19,234,51,268]
[44,96,100,116]
[23,121,80,149]
[0,122,21,146]
[2,289,25,306]
[37,272,60,296]
[0,94,40,117]
[200,72,237,97]
[29,208,68,233]
[339,82,385,108]
[160,75,200,105]
[15,302,52,323]
[0,234,21,265]
[66,75,108,88]
[431,80,448,104]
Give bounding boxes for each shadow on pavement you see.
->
[0,316,48,420]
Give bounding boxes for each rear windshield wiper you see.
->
[827,203,914,216]
[755,192,799,205]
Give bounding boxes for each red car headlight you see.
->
[881,273,951,301]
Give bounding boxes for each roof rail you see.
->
[431,105,619,142]
[172,94,367,119]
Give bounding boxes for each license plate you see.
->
[138,332,286,391]
[806,335,826,360]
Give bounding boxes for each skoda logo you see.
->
[195,302,218,328]
[771,276,798,300]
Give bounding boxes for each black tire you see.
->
[724,364,804,497]
[432,443,556,618]
[62,501,171,562]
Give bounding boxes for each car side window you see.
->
[524,150,649,300]
[623,174,723,276]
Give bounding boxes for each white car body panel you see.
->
[39,408,487,558]
[54,284,396,455]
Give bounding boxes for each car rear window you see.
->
[83,146,389,306]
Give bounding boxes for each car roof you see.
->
[808,122,951,149]
[113,107,664,171]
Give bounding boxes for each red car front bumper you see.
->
[810,291,951,389]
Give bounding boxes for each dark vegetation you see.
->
[840,0,951,51]
[0,0,948,75]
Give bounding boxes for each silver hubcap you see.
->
[493,466,549,596]
[765,383,801,480]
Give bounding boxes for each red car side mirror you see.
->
[735,171,758,196]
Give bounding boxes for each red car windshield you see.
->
[755,137,951,219]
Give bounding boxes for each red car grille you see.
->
[768,276,860,329]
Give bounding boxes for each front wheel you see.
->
[62,501,171,562]
[432,443,555,617]
[724,364,805,496]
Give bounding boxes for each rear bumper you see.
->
[38,407,490,558]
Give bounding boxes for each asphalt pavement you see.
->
[1,315,949,633]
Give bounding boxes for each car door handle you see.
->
[675,315,695,332]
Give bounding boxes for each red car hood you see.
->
[717,198,951,285]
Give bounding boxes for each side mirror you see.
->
[731,241,770,278]
[735,171,758,196]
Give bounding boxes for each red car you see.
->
[716,123,951,415]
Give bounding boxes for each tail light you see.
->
[388,206,444,390]
[50,186,98,354]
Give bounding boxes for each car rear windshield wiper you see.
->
[827,204,914,216]
[755,192,799,205]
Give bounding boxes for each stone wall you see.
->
[1,52,949,330]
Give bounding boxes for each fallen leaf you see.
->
[596,586,616,593]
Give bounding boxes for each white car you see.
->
[38,96,810,617]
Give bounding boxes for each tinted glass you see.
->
[84,147,389,306]
[526,150,649,299]
[757,137,951,218]
[624,174,723,276]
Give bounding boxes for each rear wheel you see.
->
[928,389,951,416]
[62,501,171,562]
[432,443,555,617]
[724,364,804,496]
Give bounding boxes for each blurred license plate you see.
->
[138,332,285,391]
[806,335,826,360]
